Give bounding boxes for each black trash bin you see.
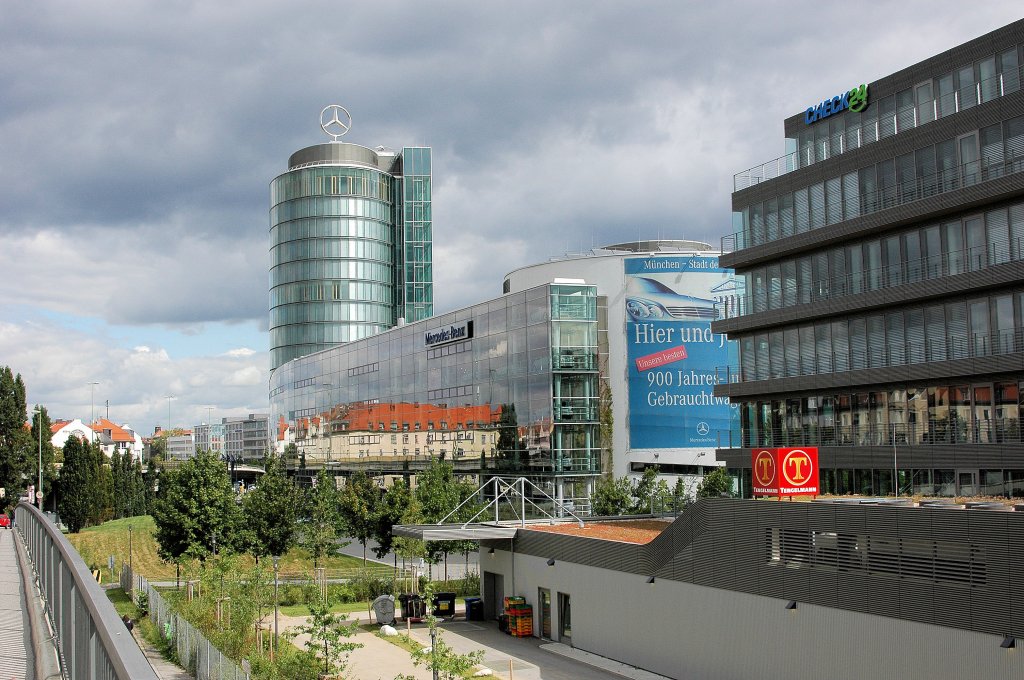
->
[432,592,457,618]
[464,597,484,621]
[398,594,424,621]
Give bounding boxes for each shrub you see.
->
[278,584,305,607]
[349,571,394,601]
[135,590,149,616]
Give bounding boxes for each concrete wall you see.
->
[484,549,1024,680]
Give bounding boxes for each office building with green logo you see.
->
[716,19,1024,497]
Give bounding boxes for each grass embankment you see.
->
[67,515,378,582]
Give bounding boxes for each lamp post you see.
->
[34,406,43,510]
[272,555,280,655]
[164,395,176,432]
[89,381,99,443]
[430,627,438,680]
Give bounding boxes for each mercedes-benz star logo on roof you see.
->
[320,105,352,141]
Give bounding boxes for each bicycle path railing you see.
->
[15,501,159,680]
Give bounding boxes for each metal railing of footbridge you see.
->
[15,501,159,680]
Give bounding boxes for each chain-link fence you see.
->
[123,568,248,680]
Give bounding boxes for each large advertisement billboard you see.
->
[625,256,738,449]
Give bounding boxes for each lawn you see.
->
[68,515,382,582]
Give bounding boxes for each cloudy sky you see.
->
[1,2,1020,436]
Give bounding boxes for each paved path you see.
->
[0,530,30,680]
[282,606,655,680]
[132,627,193,680]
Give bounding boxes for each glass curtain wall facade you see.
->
[270,282,601,507]
[395,147,433,323]
[270,143,433,373]
[714,20,1024,499]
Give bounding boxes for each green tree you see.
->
[300,470,342,569]
[415,460,479,578]
[590,474,633,515]
[371,479,412,559]
[0,367,31,506]
[88,440,113,525]
[243,452,301,559]
[294,584,361,678]
[392,494,427,584]
[144,456,161,514]
[148,436,166,462]
[152,449,242,563]
[111,449,137,519]
[629,465,660,514]
[337,470,378,564]
[57,436,92,533]
[128,457,147,516]
[697,467,734,498]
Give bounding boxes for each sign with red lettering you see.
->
[752,447,818,497]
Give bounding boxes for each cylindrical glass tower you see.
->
[270,143,398,372]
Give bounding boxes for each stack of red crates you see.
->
[503,596,533,637]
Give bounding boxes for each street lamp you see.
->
[34,406,43,510]
[164,395,176,432]
[273,555,280,656]
[88,381,99,443]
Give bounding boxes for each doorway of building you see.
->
[558,592,571,644]
[539,588,552,639]
[957,469,979,496]
[483,572,503,621]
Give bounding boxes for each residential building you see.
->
[90,418,144,462]
[50,419,94,449]
[714,19,1024,497]
[270,106,432,373]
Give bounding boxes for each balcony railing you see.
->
[734,66,1023,192]
[723,151,1024,254]
[715,327,1024,386]
[552,347,598,370]
[731,419,1022,449]
[717,236,1024,320]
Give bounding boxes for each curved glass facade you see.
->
[270,143,433,372]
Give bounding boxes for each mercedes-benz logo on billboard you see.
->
[696,422,710,435]
[320,105,352,141]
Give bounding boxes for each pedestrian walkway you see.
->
[0,529,30,680]
[132,628,193,680]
